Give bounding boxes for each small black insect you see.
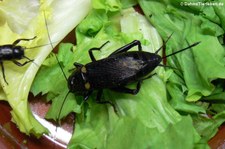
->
[60,38,200,113]
[0,37,37,84]
[50,33,200,121]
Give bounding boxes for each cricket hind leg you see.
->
[88,41,110,61]
[12,36,37,46]
[109,40,142,57]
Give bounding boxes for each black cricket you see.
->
[63,39,200,112]
[0,37,36,84]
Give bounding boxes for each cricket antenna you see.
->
[43,10,71,149]
[162,41,201,59]
[155,33,173,54]
[43,11,68,81]
[56,91,71,125]
[157,37,200,72]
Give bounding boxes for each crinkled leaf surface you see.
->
[139,0,225,145]
[138,0,225,102]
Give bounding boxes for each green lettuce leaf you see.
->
[138,0,225,103]
[0,0,91,136]
[92,0,122,11]
[193,112,225,143]
[0,0,39,34]
[138,0,225,145]
[69,116,203,149]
